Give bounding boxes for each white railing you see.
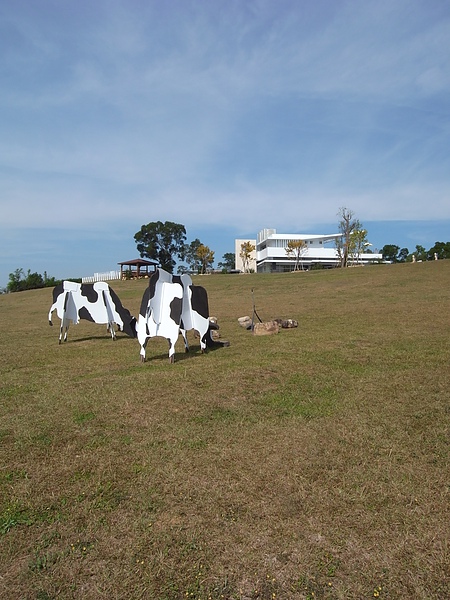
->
[82,270,121,284]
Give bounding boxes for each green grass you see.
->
[1,262,449,599]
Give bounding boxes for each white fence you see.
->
[82,270,121,284]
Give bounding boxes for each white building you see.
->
[236,229,382,273]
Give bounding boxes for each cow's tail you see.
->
[48,283,64,326]
[48,305,55,326]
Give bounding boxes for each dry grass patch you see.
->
[1,262,449,599]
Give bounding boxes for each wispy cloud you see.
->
[1,0,450,284]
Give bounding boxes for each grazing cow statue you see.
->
[48,281,137,344]
[137,268,219,363]
[136,269,183,362]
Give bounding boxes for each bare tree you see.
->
[335,208,362,268]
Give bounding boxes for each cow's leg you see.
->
[198,324,209,353]
[140,339,148,362]
[180,329,190,353]
[199,329,207,353]
[108,321,116,341]
[58,317,68,344]
[60,319,69,343]
[167,338,176,363]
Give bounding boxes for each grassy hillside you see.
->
[1,262,449,599]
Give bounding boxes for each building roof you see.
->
[261,232,340,241]
[117,258,158,266]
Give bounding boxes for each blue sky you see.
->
[1,0,450,287]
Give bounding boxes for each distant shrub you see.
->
[7,268,64,293]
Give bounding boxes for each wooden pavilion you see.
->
[118,258,158,280]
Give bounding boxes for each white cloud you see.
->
[1,0,450,286]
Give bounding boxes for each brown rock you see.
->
[253,320,280,336]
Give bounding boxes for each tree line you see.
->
[134,214,450,274]
[336,208,450,265]
[5,214,449,293]
[380,242,450,263]
[5,268,79,294]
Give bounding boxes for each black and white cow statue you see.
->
[137,268,219,363]
[178,274,218,353]
[136,269,183,363]
[48,281,137,344]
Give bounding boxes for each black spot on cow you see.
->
[169,296,182,324]
[147,270,160,302]
[140,287,152,318]
[78,306,95,322]
[108,288,137,337]
[52,282,64,304]
[190,285,209,319]
[80,284,99,304]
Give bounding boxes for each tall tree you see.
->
[7,268,25,292]
[335,208,362,268]
[414,245,427,262]
[25,271,45,290]
[240,241,255,273]
[184,238,202,273]
[286,239,307,271]
[197,244,215,274]
[397,248,409,263]
[218,252,235,272]
[381,244,400,263]
[348,229,370,265]
[427,241,450,260]
[134,221,186,273]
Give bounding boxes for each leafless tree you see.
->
[335,208,362,267]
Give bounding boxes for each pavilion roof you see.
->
[117,258,158,266]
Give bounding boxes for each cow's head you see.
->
[122,315,138,338]
[203,320,220,348]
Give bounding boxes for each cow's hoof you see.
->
[169,356,175,364]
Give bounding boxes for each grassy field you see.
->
[1,262,449,600]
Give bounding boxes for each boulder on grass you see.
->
[253,320,280,336]
[238,316,252,329]
[274,318,298,329]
